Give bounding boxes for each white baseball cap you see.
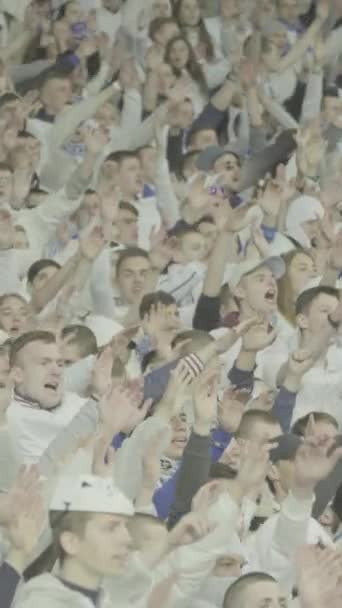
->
[228,256,285,291]
[50,475,134,516]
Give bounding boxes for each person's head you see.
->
[237,410,282,444]
[291,412,339,440]
[0,93,25,131]
[127,513,167,551]
[104,151,142,198]
[295,286,340,337]
[152,0,172,18]
[277,249,317,325]
[155,62,178,96]
[188,128,219,151]
[0,346,11,413]
[137,146,157,184]
[49,476,133,584]
[276,0,300,25]
[139,291,179,330]
[164,35,193,71]
[102,0,122,12]
[174,0,201,27]
[17,131,42,169]
[61,325,97,365]
[10,331,64,409]
[177,226,207,262]
[232,259,283,317]
[223,572,286,608]
[165,410,189,459]
[116,248,151,305]
[169,98,194,130]
[220,0,241,20]
[149,17,180,47]
[95,101,119,129]
[40,73,72,115]
[0,294,29,339]
[63,0,83,24]
[196,216,217,257]
[179,150,200,180]
[0,162,13,203]
[213,152,241,193]
[74,190,100,229]
[323,87,342,129]
[116,202,139,246]
[27,259,61,294]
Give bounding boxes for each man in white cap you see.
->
[13,475,134,608]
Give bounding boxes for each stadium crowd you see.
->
[0,0,341,606]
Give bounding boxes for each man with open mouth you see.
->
[6,330,87,464]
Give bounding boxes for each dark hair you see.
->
[223,572,276,608]
[62,325,98,359]
[324,85,339,98]
[332,483,342,522]
[277,249,314,326]
[169,223,200,239]
[105,150,139,165]
[24,510,92,581]
[209,462,237,480]
[149,16,179,41]
[187,126,216,147]
[139,291,176,319]
[0,93,20,109]
[84,188,98,196]
[295,286,339,316]
[291,412,338,437]
[41,71,71,90]
[27,259,61,285]
[118,201,139,217]
[164,35,207,93]
[236,409,280,440]
[10,330,56,367]
[179,149,200,179]
[173,0,215,60]
[116,247,150,274]
[0,293,28,308]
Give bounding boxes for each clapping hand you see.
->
[297,545,342,608]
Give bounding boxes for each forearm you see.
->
[272,385,298,432]
[277,17,324,72]
[155,155,181,229]
[50,85,120,150]
[168,431,211,529]
[31,253,80,312]
[203,232,230,296]
[0,30,33,62]
[38,398,99,477]
[143,71,159,113]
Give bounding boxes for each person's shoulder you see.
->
[13,574,86,607]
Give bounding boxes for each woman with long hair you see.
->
[277,248,317,326]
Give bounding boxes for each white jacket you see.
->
[6,392,86,465]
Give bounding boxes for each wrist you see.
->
[6,549,27,574]
[291,479,315,500]
[283,372,302,393]
[236,349,257,370]
[193,420,212,436]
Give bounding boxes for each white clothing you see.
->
[6,392,86,464]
